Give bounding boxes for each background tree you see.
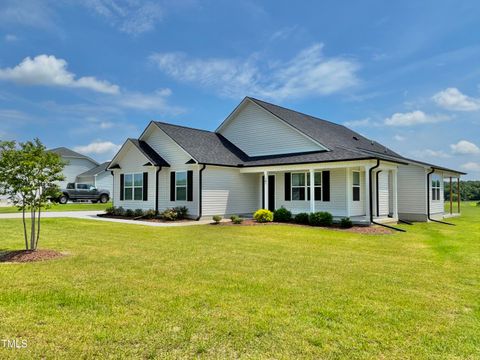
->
[444,180,480,201]
[0,139,64,251]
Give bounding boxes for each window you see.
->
[291,172,322,201]
[176,171,187,201]
[352,171,360,201]
[77,184,90,190]
[432,177,441,201]
[124,173,143,201]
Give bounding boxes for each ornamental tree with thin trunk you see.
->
[0,139,65,251]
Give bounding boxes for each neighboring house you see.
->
[108,97,465,223]
[76,162,113,194]
[48,147,112,192]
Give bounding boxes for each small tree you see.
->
[0,139,64,251]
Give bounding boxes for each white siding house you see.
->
[108,97,464,224]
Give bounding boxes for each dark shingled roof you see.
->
[129,139,170,167]
[48,147,99,165]
[77,162,110,177]
[141,98,464,174]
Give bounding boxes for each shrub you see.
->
[340,217,353,229]
[294,212,310,225]
[114,206,125,216]
[134,209,144,217]
[143,209,157,219]
[161,208,178,221]
[253,209,273,223]
[309,211,333,227]
[105,206,115,215]
[230,215,243,224]
[174,206,189,219]
[212,215,222,224]
[273,207,292,222]
[477,201,480,207]
[125,209,134,217]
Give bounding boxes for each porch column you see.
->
[392,169,398,219]
[364,165,371,220]
[309,169,315,213]
[457,176,461,213]
[449,177,453,214]
[263,171,268,210]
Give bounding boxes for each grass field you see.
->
[0,203,479,358]
[0,202,111,214]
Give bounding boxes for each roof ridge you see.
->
[154,120,215,134]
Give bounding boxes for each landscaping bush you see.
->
[125,209,134,217]
[253,209,273,223]
[174,206,189,219]
[212,215,222,224]
[294,212,310,225]
[105,206,115,215]
[309,211,333,227]
[340,217,353,229]
[114,206,125,216]
[134,209,144,217]
[477,201,480,207]
[161,208,178,221]
[230,215,243,224]
[273,207,292,222]
[143,209,157,219]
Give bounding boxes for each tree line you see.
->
[444,180,480,201]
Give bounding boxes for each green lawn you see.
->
[0,204,479,359]
[0,202,111,214]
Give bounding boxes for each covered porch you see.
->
[240,159,400,225]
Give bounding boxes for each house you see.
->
[76,162,113,195]
[107,97,465,224]
[48,147,112,191]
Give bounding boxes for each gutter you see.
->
[369,159,406,232]
[426,168,455,226]
[196,164,207,220]
[155,166,162,214]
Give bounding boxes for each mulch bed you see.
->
[0,249,65,263]
[214,219,393,234]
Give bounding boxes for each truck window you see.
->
[67,183,75,189]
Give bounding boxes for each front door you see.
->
[262,175,276,212]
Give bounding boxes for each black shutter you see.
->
[170,171,176,201]
[284,172,291,201]
[143,172,148,201]
[119,174,124,201]
[187,170,193,202]
[322,171,330,202]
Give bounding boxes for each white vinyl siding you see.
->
[349,169,366,216]
[59,158,98,188]
[142,125,192,165]
[397,164,427,216]
[218,101,323,156]
[275,168,348,216]
[377,171,390,216]
[202,166,259,216]
[112,143,156,211]
[430,172,444,214]
[157,167,199,217]
[94,173,113,195]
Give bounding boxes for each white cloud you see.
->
[0,55,119,94]
[83,0,163,35]
[384,110,449,126]
[74,141,120,155]
[4,34,17,42]
[344,118,371,127]
[450,140,480,155]
[0,0,56,30]
[394,134,405,141]
[117,88,185,114]
[150,43,360,100]
[432,87,480,111]
[411,149,451,159]
[460,162,480,172]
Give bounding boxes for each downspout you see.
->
[155,167,162,214]
[196,164,207,221]
[369,159,406,232]
[427,168,455,226]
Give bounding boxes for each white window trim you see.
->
[175,171,188,202]
[291,171,322,201]
[124,172,143,201]
[432,177,441,201]
[352,171,360,202]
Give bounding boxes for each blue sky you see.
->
[1,0,479,179]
